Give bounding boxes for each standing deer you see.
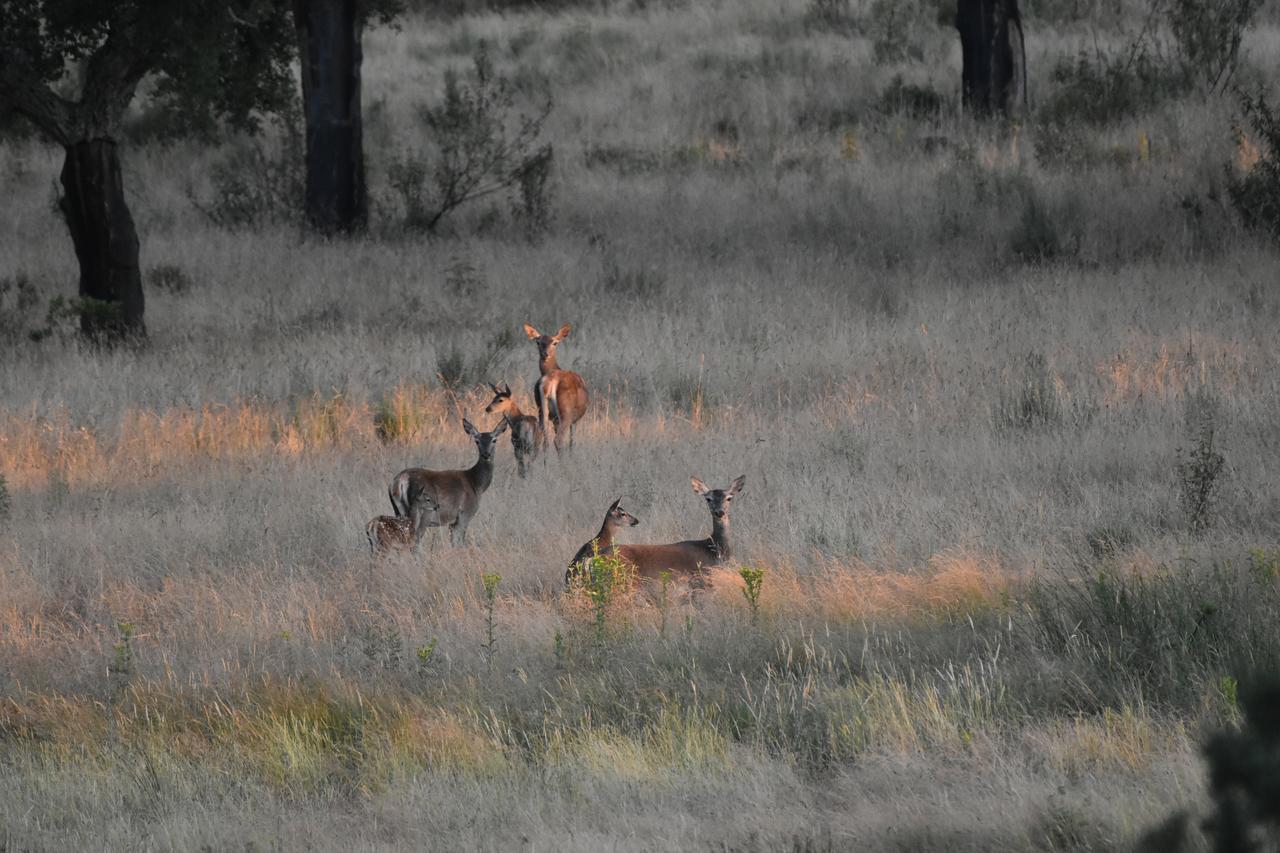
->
[484,381,542,478]
[367,494,438,554]
[612,476,745,587]
[523,323,589,455]
[565,497,640,586]
[388,418,508,546]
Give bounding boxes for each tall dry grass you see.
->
[2,0,1280,848]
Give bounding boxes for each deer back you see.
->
[614,539,720,583]
[391,468,481,526]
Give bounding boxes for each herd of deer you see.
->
[365,322,745,590]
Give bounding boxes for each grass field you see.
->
[2,0,1280,849]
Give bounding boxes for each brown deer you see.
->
[565,498,640,586]
[612,476,745,586]
[366,494,438,554]
[484,381,542,478]
[388,418,508,546]
[523,323,589,455]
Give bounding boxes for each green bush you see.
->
[386,47,553,235]
[191,122,303,229]
[1168,0,1262,92]
[1039,50,1193,126]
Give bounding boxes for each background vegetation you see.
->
[2,0,1279,849]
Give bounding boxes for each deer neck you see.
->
[467,454,494,493]
[709,516,731,561]
[538,352,560,375]
[595,518,619,551]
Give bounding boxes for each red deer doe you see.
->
[484,381,542,478]
[612,476,745,587]
[367,494,438,554]
[388,418,508,545]
[523,323,588,455]
[565,497,640,585]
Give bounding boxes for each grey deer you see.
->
[523,323,589,455]
[388,418,508,545]
[612,476,745,586]
[565,497,640,586]
[484,381,542,478]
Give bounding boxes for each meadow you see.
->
[2,0,1280,849]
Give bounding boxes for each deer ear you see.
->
[523,324,540,340]
[691,477,710,496]
[608,497,621,511]
[555,323,572,341]
[463,418,478,437]
[728,475,746,497]
[492,419,509,436]
[488,382,500,393]
[500,381,511,395]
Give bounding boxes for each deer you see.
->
[523,323,589,455]
[484,381,542,478]
[565,497,640,586]
[366,494,438,555]
[388,418,508,546]
[611,476,745,587]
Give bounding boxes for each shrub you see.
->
[191,122,303,229]
[0,473,10,521]
[386,46,553,235]
[1227,88,1280,240]
[146,264,195,295]
[875,75,946,118]
[866,0,926,65]
[1177,390,1227,535]
[1039,49,1192,126]
[803,0,856,34]
[28,296,125,343]
[435,329,516,391]
[1168,0,1262,92]
[0,272,40,342]
[994,351,1062,431]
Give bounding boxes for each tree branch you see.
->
[0,48,75,144]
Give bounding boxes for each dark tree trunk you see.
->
[294,0,367,234]
[956,0,1027,118]
[58,139,146,340]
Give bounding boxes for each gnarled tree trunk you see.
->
[294,0,366,234]
[59,139,145,339]
[956,0,1027,118]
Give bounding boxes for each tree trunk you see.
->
[956,0,1027,118]
[58,139,145,340]
[294,0,367,234]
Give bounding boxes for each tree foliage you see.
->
[0,0,297,142]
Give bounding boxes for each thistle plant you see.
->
[658,570,673,639]
[109,621,135,677]
[740,566,766,625]
[481,573,501,672]
[416,637,438,676]
[582,544,631,652]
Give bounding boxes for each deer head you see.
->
[463,417,509,462]
[691,475,745,521]
[523,323,572,363]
